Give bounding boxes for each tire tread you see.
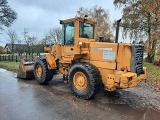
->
[69,62,102,100]
[34,58,55,84]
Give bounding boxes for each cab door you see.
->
[61,21,75,61]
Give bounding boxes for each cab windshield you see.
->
[79,22,94,39]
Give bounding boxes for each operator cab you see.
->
[60,17,96,46]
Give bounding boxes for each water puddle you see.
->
[0,68,7,72]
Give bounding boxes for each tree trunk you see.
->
[147,39,157,63]
[147,27,153,62]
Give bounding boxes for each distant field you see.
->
[0,61,19,71]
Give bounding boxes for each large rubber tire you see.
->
[68,63,102,100]
[34,58,54,85]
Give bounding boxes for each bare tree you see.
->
[41,34,52,45]
[28,36,37,54]
[40,27,62,46]
[22,28,28,44]
[6,29,18,43]
[0,0,17,30]
[49,27,62,44]
[22,28,37,55]
[6,29,18,53]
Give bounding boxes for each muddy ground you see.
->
[0,68,160,120]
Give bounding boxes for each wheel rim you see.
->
[73,72,88,91]
[36,64,43,77]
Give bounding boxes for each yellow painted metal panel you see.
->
[90,60,116,70]
[90,42,118,62]
[45,54,56,69]
[117,44,132,71]
[97,68,114,85]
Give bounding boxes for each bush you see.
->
[153,60,160,66]
[145,57,150,62]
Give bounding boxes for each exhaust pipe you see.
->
[115,19,121,43]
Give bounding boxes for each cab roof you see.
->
[61,17,97,24]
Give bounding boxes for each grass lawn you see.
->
[144,61,160,87]
[0,61,19,71]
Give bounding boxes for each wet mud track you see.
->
[0,68,160,120]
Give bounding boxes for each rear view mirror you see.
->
[59,20,63,24]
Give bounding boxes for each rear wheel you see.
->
[34,59,54,84]
[68,63,102,100]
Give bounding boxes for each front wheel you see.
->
[68,63,102,100]
[34,59,54,84]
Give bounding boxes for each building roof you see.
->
[4,43,27,52]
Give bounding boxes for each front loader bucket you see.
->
[17,59,35,79]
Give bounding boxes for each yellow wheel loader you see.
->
[18,17,147,100]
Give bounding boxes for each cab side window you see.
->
[79,22,94,39]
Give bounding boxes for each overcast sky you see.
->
[0,0,122,47]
